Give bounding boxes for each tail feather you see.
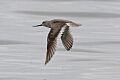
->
[66,22,81,27]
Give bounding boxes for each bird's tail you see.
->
[66,22,82,27]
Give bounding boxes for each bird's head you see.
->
[33,21,50,27]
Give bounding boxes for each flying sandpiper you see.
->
[33,19,81,64]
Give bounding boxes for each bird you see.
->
[33,19,81,64]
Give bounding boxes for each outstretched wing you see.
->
[45,28,61,64]
[61,26,73,51]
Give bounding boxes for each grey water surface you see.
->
[0,0,120,80]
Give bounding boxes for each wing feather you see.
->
[61,26,73,51]
[45,28,60,64]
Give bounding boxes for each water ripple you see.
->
[77,41,120,46]
[0,40,29,45]
[15,11,120,18]
[67,58,101,62]
[23,0,120,2]
[57,48,103,53]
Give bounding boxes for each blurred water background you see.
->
[0,0,120,80]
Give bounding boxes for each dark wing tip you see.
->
[45,61,48,65]
[65,45,73,51]
[45,55,52,65]
[66,48,71,51]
